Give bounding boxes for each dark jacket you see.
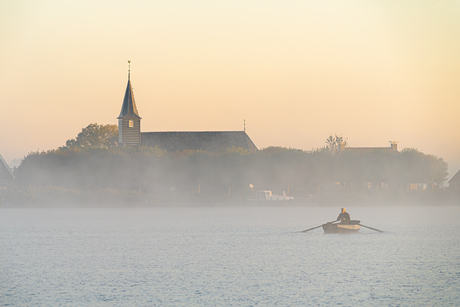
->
[337,212,351,221]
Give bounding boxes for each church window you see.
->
[129,120,134,128]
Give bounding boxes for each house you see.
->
[117,64,257,152]
[449,170,460,190]
[0,155,15,189]
[336,141,399,191]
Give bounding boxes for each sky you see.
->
[1,0,460,176]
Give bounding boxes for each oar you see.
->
[358,224,384,233]
[300,221,337,233]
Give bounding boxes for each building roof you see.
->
[339,141,399,154]
[0,154,15,180]
[117,72,141,119]
[449,170,460,184]
[341,147,396,153]
[141,131,258,152]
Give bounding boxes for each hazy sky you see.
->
[1,0,460,175]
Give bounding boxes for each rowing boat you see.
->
[322,220,361,234]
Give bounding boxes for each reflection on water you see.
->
[1,206,460,306]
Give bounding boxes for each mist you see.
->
[4,139,456,208]
[2,1,460,306]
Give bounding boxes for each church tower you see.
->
[118,61,141,146]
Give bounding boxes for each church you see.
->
[117,66,258,152]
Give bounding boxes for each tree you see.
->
[325,134,346,154]
[399,148,448,187]
[64,123,118,149]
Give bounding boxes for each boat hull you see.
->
[322,222,361,234]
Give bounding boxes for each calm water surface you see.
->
[1,206,460,306]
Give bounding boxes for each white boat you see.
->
[247,190,295,201]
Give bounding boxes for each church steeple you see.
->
[118,61,141,146]
[118,61,140,119]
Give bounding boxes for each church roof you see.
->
[118,72,141,119]
[141,131,258,152]
[0,154,15,180]
[449,170,460,184]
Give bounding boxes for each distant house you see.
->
[336,141,400,191]
[0,155,15,189]
[117,65,258,152]
[449,170,460,190]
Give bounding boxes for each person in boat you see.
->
[337,208,351,224]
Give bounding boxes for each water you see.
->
[1,206,460,306]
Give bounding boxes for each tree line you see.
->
[10,124,449,204]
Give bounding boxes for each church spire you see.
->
[118,60,140,119]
